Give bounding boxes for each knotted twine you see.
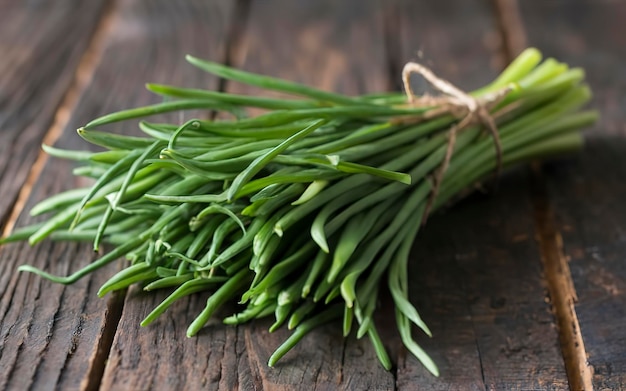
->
[400,62,512,224]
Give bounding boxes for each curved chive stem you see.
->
[186,55,375,107]
[268,304,342,367]
[227,119,326,201]
[186,268,251,337]
[17,237,144,284]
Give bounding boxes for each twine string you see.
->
[401,62,511,224]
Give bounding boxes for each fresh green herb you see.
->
[1,48,596,376]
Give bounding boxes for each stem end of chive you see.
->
[187,317,203,337]
[340,275,357,308]
[267,356,277,368]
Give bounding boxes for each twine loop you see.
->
[401,62,512,224]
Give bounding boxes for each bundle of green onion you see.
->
[2,48,596,376]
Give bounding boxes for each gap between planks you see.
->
[218,0,252,95]
[490,1,593,389]
[530,163,594,391]
[81,290,126,391]
[490,0,527,63]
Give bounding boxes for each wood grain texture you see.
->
[0,159,124,391]
[391,0,568,389]
[5,0,623,389]
[408,174,569,390]
[228,0,389,100]
[1,0,233,390]
[520,1,626,389]
[101,288,247,390]
[0,1,106,227]
[387,0,504,92]
[0,2,115,391]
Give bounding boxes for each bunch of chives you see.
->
[1,48,596,376]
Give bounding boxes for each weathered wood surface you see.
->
[0,2,113,391]
[521,1,626,389]
[392,1,568,389]
[408,174,569,390]
[0,0,232,390]
[395,8,577,388]
[0,0,106,227]
[70,1,237,390]
[0,0,624,390]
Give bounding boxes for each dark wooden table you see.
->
[0,0,624,390]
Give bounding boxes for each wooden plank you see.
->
[408,175,569,390]
[100,288,249,390]
[391,0,569,388]
[0,0,232,390]
[0,152,125,390]
[0,237,123,391]
[520,1,626,389]
[0,2,115,391]
[227,0,388,100]
[387,0,503,92]
[0,1,106,228]
[223,0,396,389]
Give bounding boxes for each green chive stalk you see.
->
[1,48,596,376]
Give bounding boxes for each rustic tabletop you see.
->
[0,0,624,390]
